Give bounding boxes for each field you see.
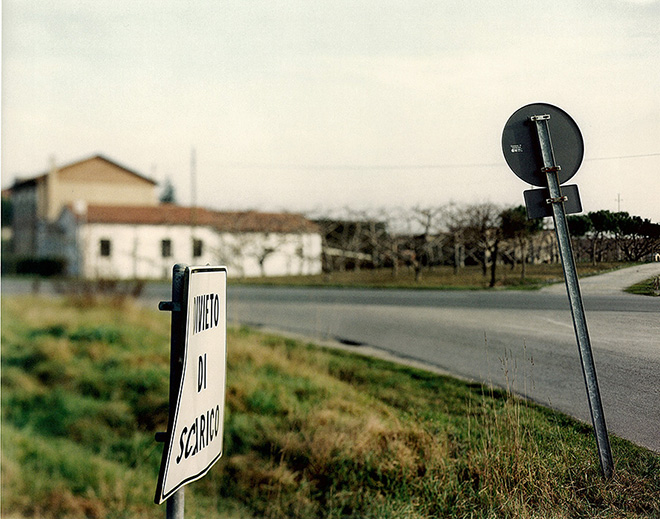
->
[2,294,659,518]
[232,262,628,289]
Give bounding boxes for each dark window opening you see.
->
[161,239,172,258]
[193,239,203,258]
[100,239,111,257]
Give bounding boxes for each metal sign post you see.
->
[155,263,228,515]
[502,103,614,479]
[531,114,613,479]
[166,490,185,519]
[157,264,187,519]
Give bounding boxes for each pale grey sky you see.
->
[2,1,659,221]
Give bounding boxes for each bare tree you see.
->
[211,212,315,278]
[500,205,543,281]
[399,205,448,282]
[450,203,503,287]
[314,208,390,274]
[347,208,403,275]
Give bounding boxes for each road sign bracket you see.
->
[546,195,568,204]
[159,300,181,312]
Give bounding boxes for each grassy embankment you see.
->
[2,294,659,518]
[232,262,627,289]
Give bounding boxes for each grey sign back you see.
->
[502,103,584,187]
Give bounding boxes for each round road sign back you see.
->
[502,103,584,187]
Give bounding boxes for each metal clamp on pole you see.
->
[541,166,561,173]
[546,196,569,204]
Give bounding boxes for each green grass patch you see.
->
[625,276,660,297]
[2,295,659,518]
[231,262,630,290]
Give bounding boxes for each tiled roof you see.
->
[76,204,319,233]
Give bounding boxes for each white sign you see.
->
[155,266,227,504]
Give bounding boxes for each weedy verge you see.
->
[1,295,658,518]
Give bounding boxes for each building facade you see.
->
[56,204,322,279]
[11,155,158,257]
[8,155,322,279]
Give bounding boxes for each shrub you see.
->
[15,257,66,277]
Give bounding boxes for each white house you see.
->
[56,204,323,279]
[7,154,323,279]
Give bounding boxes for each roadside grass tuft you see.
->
[625,275,660,297]
[2,295,659,518]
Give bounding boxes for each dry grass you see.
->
[212,328,659,518]
[233,262,628,289]
[2,295,659,518]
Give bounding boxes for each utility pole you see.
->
[190,148,197,260]
[190,148,197,211]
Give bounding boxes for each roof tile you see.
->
[77,204,319,233]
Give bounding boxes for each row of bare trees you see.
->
[314,203,548,287]
[314,203,660,286]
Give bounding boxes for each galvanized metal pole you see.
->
[531,115,614,479]
[166,490,184,519]
[162,264,188,519]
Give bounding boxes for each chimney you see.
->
[46,155,59,221]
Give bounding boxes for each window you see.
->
[161,239,172,258]
[99,239,111,257]
[193,239,203,258]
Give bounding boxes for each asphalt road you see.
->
[3,264,659,452]
[223,264,660,453]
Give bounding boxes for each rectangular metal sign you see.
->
[523,184,582,219]
[155,265,227,504]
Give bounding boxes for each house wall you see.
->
[81,224,217,279]
[215,231,322,277]
[53,159,157,219]
[76,221,322,279]
[59,181,156,212]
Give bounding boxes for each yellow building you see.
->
[10,154,157,256]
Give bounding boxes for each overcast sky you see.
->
[2,1,659,221]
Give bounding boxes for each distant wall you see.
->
[76,221,322,279]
